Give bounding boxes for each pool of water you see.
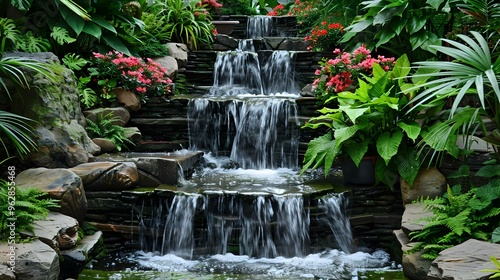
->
[79,249,405,280]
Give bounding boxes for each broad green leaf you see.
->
[396,149,420,186]
[101,33,131,56]
[82,22,102,39]
[334,123,367,147]
[60,6,86,36]
[392,54,411,78]
[10,0,33,11]
[493,228,500,243]
[50,27,76,45]
[426,0,445,10]
[341,106,369,123]
[301,132,340,176]
[58,0,91,20]
[346,139,369,167]
[408,16,426,34]
[377,130,403,165]
[92,16,117,35]
[475,165,500,178]
[376,28,395,48]
[410,31,429,50]
[398,120,421,140]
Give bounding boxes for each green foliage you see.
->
[61,53,100,109]
[219,0,256,15]
[86,112,133,151]
[301,54,427,186]
[0,110,37,159]
[50,27,77,45]
[493,227,500,243]
[0,180,60,241]
[409,165,500,260]
[147,0,215,50]
[404,31,500,159]
[134,37,169,58]
[342,0,453,60]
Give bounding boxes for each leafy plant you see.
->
[302,54,426,186]
[304,21,344,52]
[0,110,37,160]
[403,31,500,160]
[341,0,454,60]
[0,180,60,240]
[86,112,133,151]
[147,0,215,50]
[219,0,256,16]
[61,53,100,110]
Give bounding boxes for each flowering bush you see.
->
[312,45,396,103]
[198,0,223,15]
[267,4,287,16]
[89,51,172,98]
[305,21,344,52]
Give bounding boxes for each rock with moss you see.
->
[8,52,100,168]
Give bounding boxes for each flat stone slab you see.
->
[27,212,79,250]
[89,151,203,186]
[401,202,433,235]
[428,239,500,280]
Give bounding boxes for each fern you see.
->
[50,27,77,45]
[85,112,133,151]
[0,180,60,241]
[409,175,500,260]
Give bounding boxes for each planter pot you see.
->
[212,20,240,35]
[342,156,377,185]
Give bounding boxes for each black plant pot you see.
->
[341,156,377,185]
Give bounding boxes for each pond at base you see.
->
[79,248,404,280]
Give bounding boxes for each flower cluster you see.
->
[267,4,287,16]
[312,45,396,102]
[198,0,222,15]
[89,51,173,97]
[305,21,344,52]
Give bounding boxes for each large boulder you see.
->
[7,52,100,168]
[11,239,59,280]
[15,168,87,222]
[166,43,188,68]
[153,56,178,80]
[428,239,500,280]
[400,167,447,205]
[70,162,139,191]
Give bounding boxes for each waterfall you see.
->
[188,98,299,169]
[318,193,355,254]
[247,16,273,38]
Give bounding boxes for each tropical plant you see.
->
[302,54,426,186]
[0,111,37,160]
[147,0,215,50]
[408,163,500,260]
[0,180,60,240]
[403,31,500,161]
[341,0,455,60]
[86,112,133,151]
[219,0,256,16]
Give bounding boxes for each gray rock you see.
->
[401,203,433,235]
[92,138,117,153]
[400,167,447,205]
[26,212,79,250]
[0,264,15,280]
[15,168,87,222]
[70,162,139,191]
[8,55,100,168]
[153,56,178,80]
[214,34,239,49]
[428,239,499,280]
[83,107,131,127]
[403,243,433,280]
[60,231,103,279]
[166,43,188,68]
[14,239,59,280]
[123,127,142,144]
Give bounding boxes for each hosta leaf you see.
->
[377,130,403,165]
[398,120,421,140]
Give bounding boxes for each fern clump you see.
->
[409,164,500,260]
[0,180,60,241]
[85,112,133,152]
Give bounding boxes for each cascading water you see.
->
[111,22,396,280]
[247,16,272,39]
